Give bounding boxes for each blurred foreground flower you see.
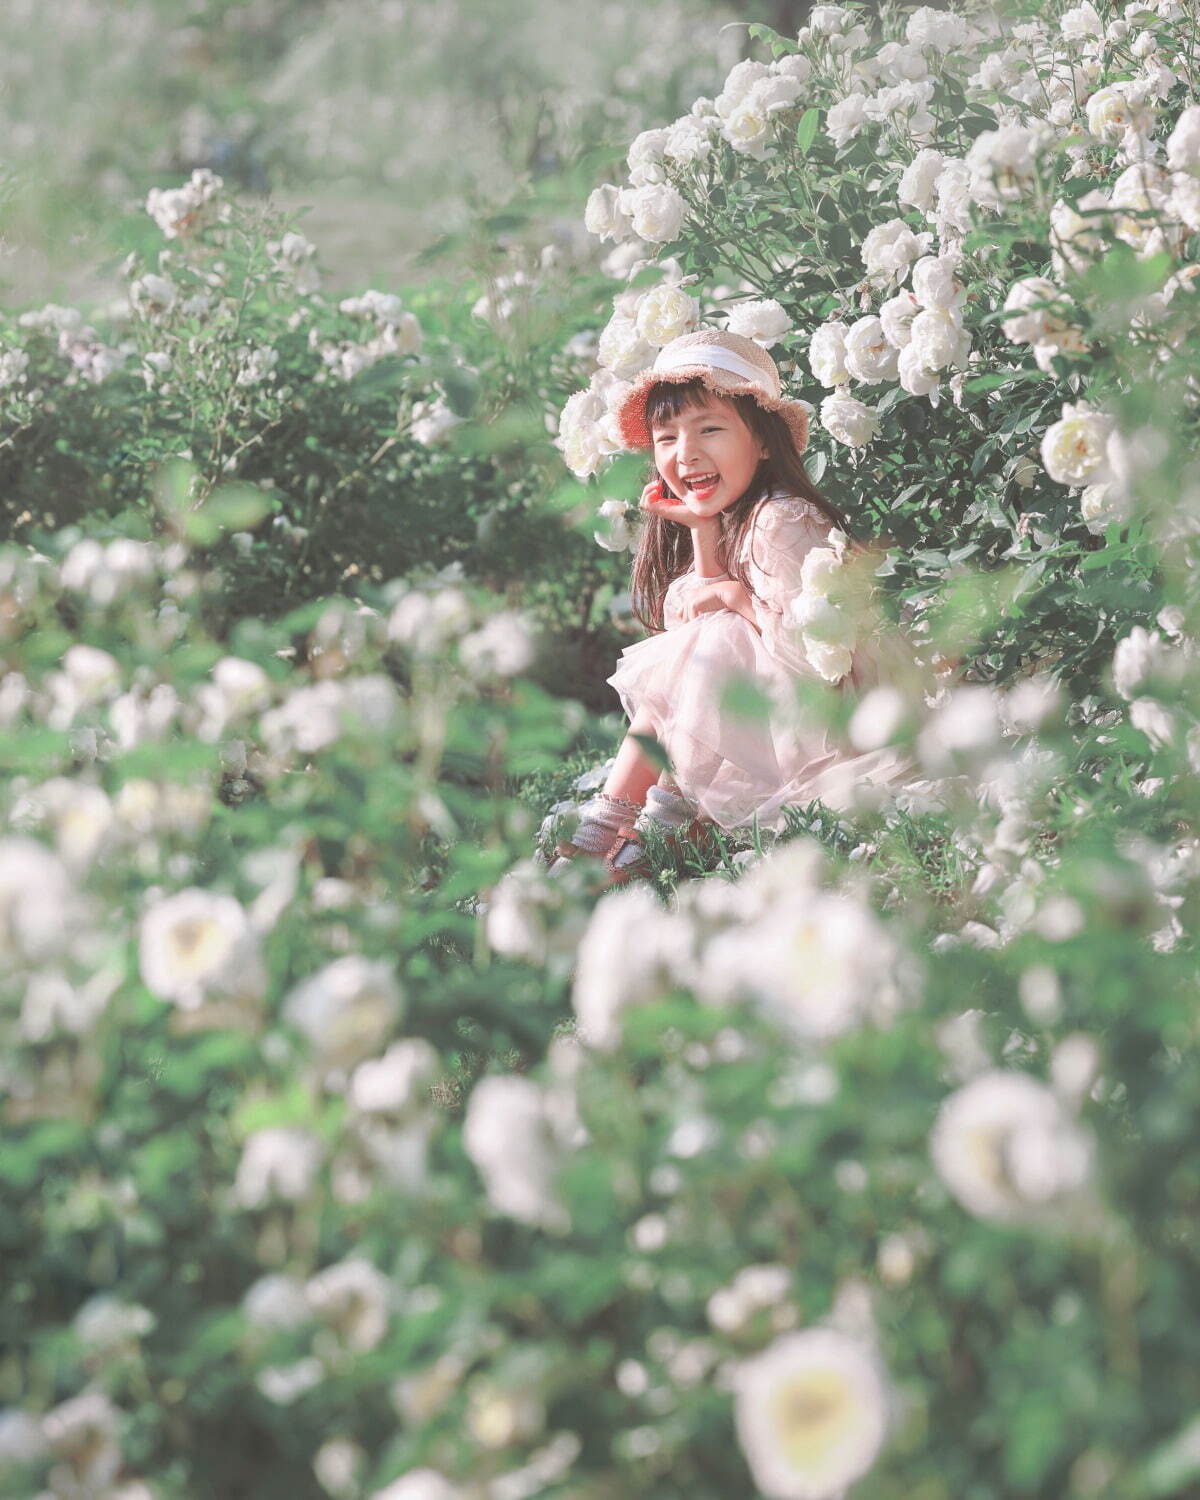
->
[733,1327,891,1500]
[930,1069,1096,1227]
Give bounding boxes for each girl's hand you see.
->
[681,579,763,634]
[639,479,719,533]
[681,580,739,622]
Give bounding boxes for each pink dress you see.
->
[606,492,927,834]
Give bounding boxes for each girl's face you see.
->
[650,392,769,519]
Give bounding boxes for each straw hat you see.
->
[614,327,812,454]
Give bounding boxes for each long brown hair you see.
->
[629,380,860,634]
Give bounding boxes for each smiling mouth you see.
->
[684,473,720,494]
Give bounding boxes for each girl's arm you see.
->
[676,578,763,634]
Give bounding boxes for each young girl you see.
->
[550,328,927,884]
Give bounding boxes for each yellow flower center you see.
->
[769,1368,856,1467]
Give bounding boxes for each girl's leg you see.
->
[547,707,665,871]
[601,705,667,808]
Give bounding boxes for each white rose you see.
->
[934,159,974,241]
[594,498,633,552]
[663,116,716,165]
[966,125,1046,209]
[716,59,773,117]
[463,1076,568,1231]
[459,611,537,679]
[897,341,939,397]
[873,40,931,85]
[931,1071,1094,1225]
[1001,277,1073,344]
[726,297,793,346]
[1080,482,1131,534]
[1050,193,1109,278]
[234,1127,323,1208]
[772,54,813,85]
[1166,103,1200,173]
[624,182,687,244]
[635,283,699,346]
[860,218,934,285]
[897,148,946,212]
[1061,2,1104,42]
[139,888,265,1009]
[0,348,30,386]
[627,127,671,186]
[907,4,970,50]
[826,92,870,149]
[809,320,851,387]
[911,253,965,311]
[556,386,612,478]
[863,80,936,142]
[1110,161,1171,249]
[820,391,880,447]
[410,399,465,446]
[1168,172,1200,232]
[878,290,920,348]
[909,306,963,371]
[808,5,854,35]
[723,99,773,159]
[584,184,633,243]
[1040,401,1115,487]
[1085,82,1155,143]
[1111,625,1177,700]
[597,313,656,379]
[844,317,900,383]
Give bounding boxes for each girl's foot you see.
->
[546,791,645,876]
[603,784,715,886]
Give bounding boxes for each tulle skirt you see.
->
[606,610,918,834]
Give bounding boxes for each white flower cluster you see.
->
[809,250,972,442]
[267,230,320,294]
[313,289,423,381]
[146,167,225,240]
[713,55,812,163]
[1110,620,1199,759]
[386,574,537,682]
[782,527,864,682]
[408,395,462,446]
[471,267,535,326]
[570,839,918,1053]
[18,301,127,387]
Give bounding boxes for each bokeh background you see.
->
[0,0,808,304]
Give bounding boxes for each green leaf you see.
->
[0,1120,86,1188]
[719,674,773,724]
[805,449,827,485]
[1004,1391,1067,1487]
[795,107,820,157]
[631,733,673,774]
[185,484,272,547]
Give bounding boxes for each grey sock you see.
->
[639,784,694,831]
[562,792,642,856]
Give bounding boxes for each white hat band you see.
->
[652,342,779,396]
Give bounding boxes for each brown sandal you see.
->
[602,815,718,886]
[601,822,652,886]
